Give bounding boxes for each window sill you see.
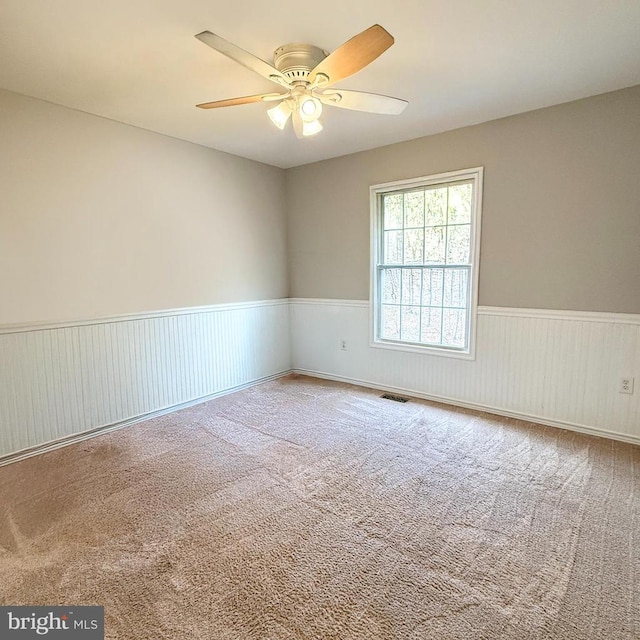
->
[370,338,476,361]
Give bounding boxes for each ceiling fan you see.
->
[195,25,408,138]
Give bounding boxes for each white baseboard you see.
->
[2,297,638,464]
[3,360,638,469]
[293,369,640,446]
[0,300,292,459]
[290,300,640,444]
[0,371,292,468]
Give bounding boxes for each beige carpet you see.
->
[0,375,638,639]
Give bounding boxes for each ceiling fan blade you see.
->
[195,31,289,87]
[292,110,304,139]
[196,93,284,109]
[318,89,408,115]
[308,25,394,87]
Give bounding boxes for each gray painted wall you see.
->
[3,85,639,325]
[285,85,640,313]
[0,90,287,325]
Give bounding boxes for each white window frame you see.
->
[369,167,483,360]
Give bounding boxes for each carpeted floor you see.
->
[0,374,638,639]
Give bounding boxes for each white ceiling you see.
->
[1,1,639,168]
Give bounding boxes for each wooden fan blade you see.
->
[308,25,394,86]
[196,93,284,109]
[318,89,407,115]
[195,31,289,86]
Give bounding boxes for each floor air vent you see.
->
[381,393,409,403]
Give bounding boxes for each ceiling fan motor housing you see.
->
[273,43,328,82]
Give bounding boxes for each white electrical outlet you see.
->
[340,339,347,351]
[620,377,634,394]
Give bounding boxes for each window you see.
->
[370,167,483,358]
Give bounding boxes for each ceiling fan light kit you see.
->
[267,100,293,130]
[300,95,322,121]
[195,25,408,138]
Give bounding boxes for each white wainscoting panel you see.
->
[290,299,640,443]
[0,300,291,461]
[2,298,638,462]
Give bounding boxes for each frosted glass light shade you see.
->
[302,119,323,137]
[267,101,293,130]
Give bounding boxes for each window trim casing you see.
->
[369,167,483,360]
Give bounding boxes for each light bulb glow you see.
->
[300,98,316,116]
[299,96,322,122]
[267,100,293,130]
